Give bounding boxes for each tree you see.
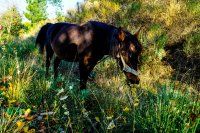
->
[23,0,48,24]
[0,6,22,36]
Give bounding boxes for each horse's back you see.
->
[46,22,72,44]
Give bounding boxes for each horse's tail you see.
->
[35,23,52,54]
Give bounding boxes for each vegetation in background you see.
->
[0,6,23,40]
[0,0,199,132]
[24,0,48,24]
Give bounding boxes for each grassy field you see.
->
[0,0,200,132]
[0,35,199,132]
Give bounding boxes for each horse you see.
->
[35,22,73,76]
[51,21,142,90]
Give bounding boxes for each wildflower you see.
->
[16,121,25,131]
[8,99,16,104]
[24,108,31,117]
[123,107,131,112]
[107,120,115,129]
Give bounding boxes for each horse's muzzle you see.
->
[129,77,140,84]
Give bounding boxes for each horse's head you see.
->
[116,27,142,84]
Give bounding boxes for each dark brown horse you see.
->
[51,21,142,90]
[36,22,73,76]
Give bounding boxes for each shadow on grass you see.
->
[163,39,200,91]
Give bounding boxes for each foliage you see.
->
[66,0,121,24]
[0,6,23,37]
[24,0,48,24]
[48,0,62,9]
[0,0,200,132]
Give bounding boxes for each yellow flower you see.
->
[8,100,16,104]
[123,107,131,112]
[16,121,25,131]
[24,108,31,117]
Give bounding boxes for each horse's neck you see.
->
[108,28,118,58]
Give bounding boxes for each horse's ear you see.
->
[134,27,142,38]
[118,27,125,42]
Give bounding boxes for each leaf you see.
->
[64,111,69,116]
[95,117,100,123]
[106,116,113,120]
[28,129,36,133]
[23,126,29,132]
[25,115,34,121]
[134,103,139,107]
[60,96,68,101]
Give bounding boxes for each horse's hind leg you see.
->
[54,56,61,79]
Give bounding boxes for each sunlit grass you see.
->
[0,35,199,132]
[1,0,200,130]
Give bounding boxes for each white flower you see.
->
[107,120,115,129]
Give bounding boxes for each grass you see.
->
[0,38,199,132]
[0,0,200,131]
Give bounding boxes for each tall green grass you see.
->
[0,40,199,132]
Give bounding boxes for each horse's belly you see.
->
[53,43,79,62]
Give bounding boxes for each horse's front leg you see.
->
[45,45,54,77]
[79,57,97,90]
[54,56,61,79]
